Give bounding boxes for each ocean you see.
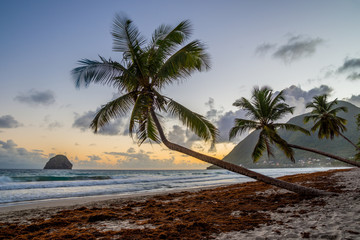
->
[0,167,347,207]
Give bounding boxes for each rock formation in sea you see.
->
[44,155,73,169]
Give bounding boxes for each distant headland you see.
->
[44,155,73,169]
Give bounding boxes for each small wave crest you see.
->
[0,176,13,184]
[11,176,112,182]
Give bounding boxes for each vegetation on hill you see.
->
[209,101,360,169]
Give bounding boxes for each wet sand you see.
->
[0,168,358,239]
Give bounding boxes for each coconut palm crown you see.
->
[304,94,348,140]
[72,15,217,145]
[229,87,310,162]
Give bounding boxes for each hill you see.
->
[208,101,360,169]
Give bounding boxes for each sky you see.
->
[1,0,360,169]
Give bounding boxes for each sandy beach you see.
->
[0,168,359,239]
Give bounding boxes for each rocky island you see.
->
[44,155,73,169]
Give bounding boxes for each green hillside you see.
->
[208,101,360,169]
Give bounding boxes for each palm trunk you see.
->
[288,143,360,167]
[150,110,329,196]
[338,133,360,151]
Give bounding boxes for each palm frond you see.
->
[263,125,295,162]
[274,123,310,135]
[167,99,218,143]
[229,119,259,140]
[128,93,151,139]
[72,57,127,88]
[152,90,168,112]
[147,20,193,78]
[90,91,136,133]
[233,97,260,120]
[252,130,269,162]
[328,106,348,115]
[154,40,210,89]
[151,20,192,54]
[303,114,318,123]
[272,135,295,162]
[146,113,161,143]
[112,14,146,55]
[112,15,148,80]
[136,112,161,145]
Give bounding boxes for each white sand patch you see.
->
[215,168,360,240]
[93,219,156,231]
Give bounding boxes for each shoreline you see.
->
[1,168,359,239]
[0,167,349,213]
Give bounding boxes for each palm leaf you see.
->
[273,123,310,135]
[90,91,136,133]
[229,119,259,140]
[233,97,260,120]
[252,130,269,162]
[167,99,218,143]
[147,20,193,78]
[112,15,147,80]
[72,57,127,88]
[154,40,210,89]
[112,14,146,55]
[128,93,152,139]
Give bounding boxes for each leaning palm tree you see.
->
[304,94,359,150]
[230,87,360,167]
[72,14,328,195]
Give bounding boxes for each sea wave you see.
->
[0,176,13,184]
[10,175,112,182]
[0,174,236,191]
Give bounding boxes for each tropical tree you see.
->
[72,15,327,196]
[304,94,359,150]
[230,87,360,168]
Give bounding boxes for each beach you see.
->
[0,168,359,239]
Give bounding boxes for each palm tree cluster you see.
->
[73,14,359,196]
[230,89,360,168]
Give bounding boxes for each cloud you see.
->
[256,35,324,63]
[105,150,204,169]
[282,85,333,103]
[215,110,247,142]
[0,115,22,128]
[87,155,101,161]
[344,94,360,107]
[127,147,136,153]
[204,98,247,143]
[72,110,124,136]
[255,43,277,56]
[338,58,360,72]
[273,36,324,63]
[47,121,63,130]
[346,73,360,81]
[14,89,55,106]
[0,139,47,168]
[43,115,63,130]
[281,85,333,116]
[337,58,360,81]
[168,125,187,146]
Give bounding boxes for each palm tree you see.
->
[304,94,359,150]
[230,87,360,168]
[72,14,328,196]
[229,87,311,162]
